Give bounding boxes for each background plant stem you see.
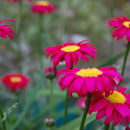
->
[50,80,54,119]
[0,102,8,130]
[79,92,92,130]
[119,42,130,86]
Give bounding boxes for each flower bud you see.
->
[44,118,55,127]
[125,126,130,130]
[44,66,57,79]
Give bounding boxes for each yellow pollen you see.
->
[103,91,126,103]
[123,21,130,28]
[35,1,50,6]
[10,77,22,83]
[61,45,80,52]
[76,68,102,77]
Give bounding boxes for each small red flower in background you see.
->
[88,87,130,126]
[0,19,15,40]
[1,73,30,91]
[56,66,123,97]
[126,126,130,130]
[31,1,55,14]
[76,98,86,109]
[6,0,34,2]
[108,15,130,42]
[44,40,97,69]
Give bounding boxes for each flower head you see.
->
[108,15,130,41]
[31,1,55,14]
[76,98,86,109]
[0,19,15,40]
[88,87,130,126]
[45,40,97,69]
[56,66,123,97]
[44,118,55,127]
[1,73,30,91]
[44,66,57,79]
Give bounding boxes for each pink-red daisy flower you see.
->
[1,73,30,91]
[108,15,130,41]
[31,1,55,14]
[76,98,86,109]
[0,19,15,40]
[44,40,97,69]
[56,66,123,97]
[88,87,130,126]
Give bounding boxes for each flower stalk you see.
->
[0,102,8,130]
[50,79,54,120]
[104,124,110,130]
[79,92,92,130]
[119,42,130,86]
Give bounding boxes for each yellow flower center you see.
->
[76,68,102,77]
[10,77,22,83]
[35,1,49,6]
[61,45,80,52]
[123,21,130,28]
[103,91,126,103]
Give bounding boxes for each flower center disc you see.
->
[76,68,102,77]
[61,45,80,52]
[10,77,22,83]
[104,91,126,103]
[123,21,130,28]
[35,1,49,6]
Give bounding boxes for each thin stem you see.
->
[64,92,69,124]
[111,125,114,130]
[0,102,8,130]
[79,92,92,130]
[119,42,130,86]
[104,124,110,130]
[50,80,54,119]
[64,64,73,125]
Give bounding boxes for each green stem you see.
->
[38,13,43,55]
[111,125,114,130]
[104,124,110,130]
[79,92,92,130]
[50,80,54,119]
[64,92,69,125]
[0,103,8,130]
[119,42,130,86]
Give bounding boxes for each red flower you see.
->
[0,19,15,40]
[88,87,130,126]
[56,67,123,97]
[44,40,97,69]
[108,15,130,41]
[1,73,30,91]
[76,98,86,109]
[31,1,55,14]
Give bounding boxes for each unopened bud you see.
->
[125,126,130,130]
[44,118,55,127]
[44,66,57,79]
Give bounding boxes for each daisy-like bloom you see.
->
[56,66,123,97]
[1,73,30,91]
[88,87,130,126]
[0,19,15,40]
[44,40,97,69]
[108,15,130,41]
[76,98,86,109]
[31,1,55,14]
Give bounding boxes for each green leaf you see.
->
[57,112,96,130]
